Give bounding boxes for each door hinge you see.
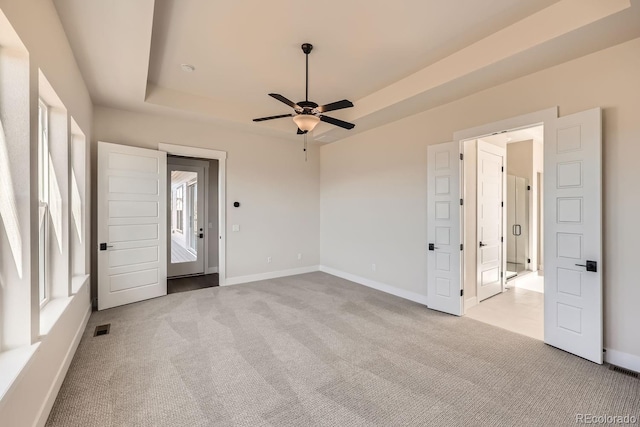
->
[460,244,464,251]
[527,258,531,264]
[501,201,504,207]
[500,271,504,278]
[460,289,464,297]
[460,198,463,206]
[501,236,503,242]
[460,153,464,160]
[501,166,504,172]
[527,185,531,191]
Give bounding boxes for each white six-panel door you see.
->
[427,142,463,315]
[98,142,167,310]
[544,108,602,363]
[477,141,505,302]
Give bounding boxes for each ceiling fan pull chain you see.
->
[304,133,308,162]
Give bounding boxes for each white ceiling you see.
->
[53,0,640,142]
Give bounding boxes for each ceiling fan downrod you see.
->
[302,43,313,102]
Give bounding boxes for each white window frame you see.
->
[38,99,50,308]
[175,185,184,232]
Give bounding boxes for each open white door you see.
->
[98,142,167,310]
[477,141,505,302]
[427,142,462,315]
[544,108,602,363]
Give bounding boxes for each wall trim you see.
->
[206,267,219,274]
[35,303,91,427]
[605,348,640,374]
[224,266,319,286]
[319,266,428,305]
[464,296,478,312]
[158,143,227,160]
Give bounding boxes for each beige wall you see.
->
[320,38,640,361]
[507,140,533,179]
[93,106,321,294]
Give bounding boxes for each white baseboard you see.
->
[223,265,319,286]
[319,265,428,305]
[35,304,91,427]
[464,296,478,312]
[605,348,640,373]
[206,267,218,274]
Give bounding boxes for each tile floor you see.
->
[465,272,544,340]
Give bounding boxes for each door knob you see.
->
[575,260,597,272]
[479,242,487,247]
[428,243,439,251]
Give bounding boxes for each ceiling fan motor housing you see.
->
[297,100,318,113]
[301,43,313,54]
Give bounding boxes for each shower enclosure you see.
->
[506,175,529,279]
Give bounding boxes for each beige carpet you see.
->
[47,272,639,426]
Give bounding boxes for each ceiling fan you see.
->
[253,43,355,134]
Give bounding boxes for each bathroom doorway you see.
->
[463,124,545,339]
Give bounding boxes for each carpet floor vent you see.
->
[609,364,639,379]
[94,324,111,337]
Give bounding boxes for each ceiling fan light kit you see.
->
[292,114,320,132]
[253,43,356,135]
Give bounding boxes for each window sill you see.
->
[0,344,39,402]
[71,274,89,294]
[40,296,73,337]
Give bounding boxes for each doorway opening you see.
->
[159,143,227,293]
[462,124,545,340]
[167,155,219,293]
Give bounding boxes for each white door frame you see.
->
[454,107,557,317]
[159,143,227,285]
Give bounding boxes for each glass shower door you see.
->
[506,175,529,279]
